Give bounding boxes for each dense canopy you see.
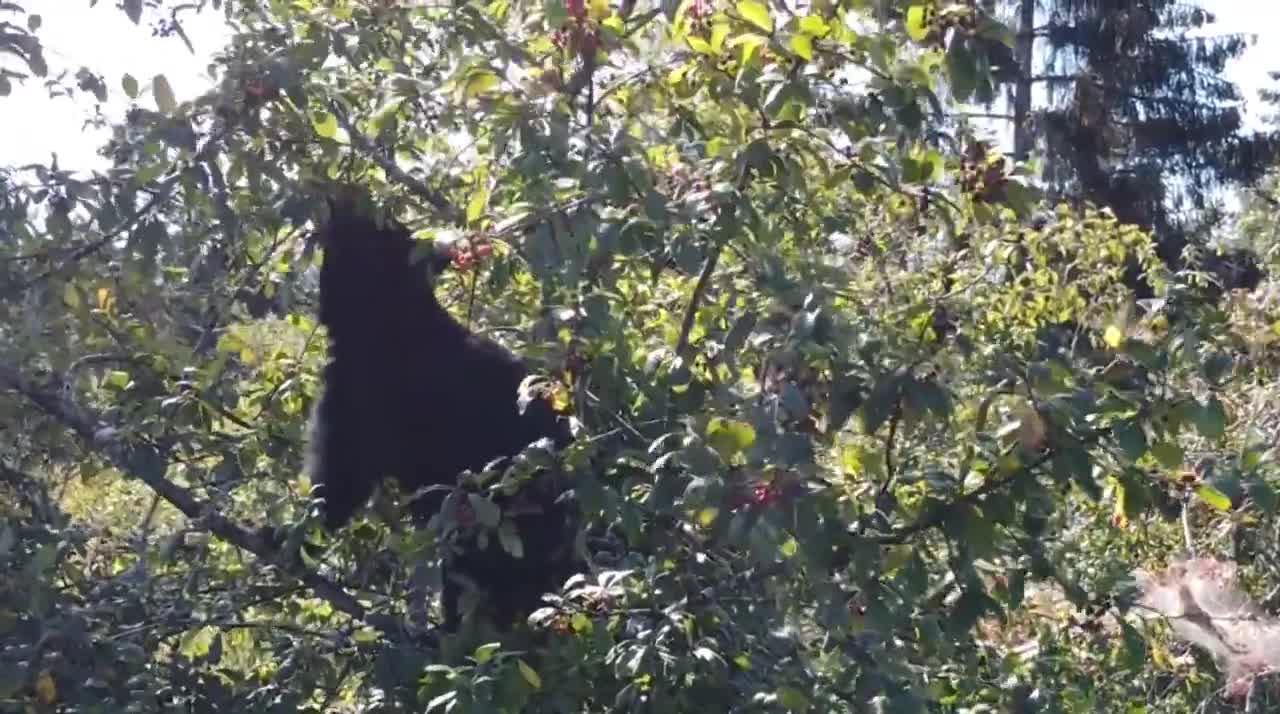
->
[2,0,1280,712]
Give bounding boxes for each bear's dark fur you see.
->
[305,194,578,629]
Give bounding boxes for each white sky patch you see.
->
[1196,0,1280,131]
[0,2,1274,175]
[0,4,229,172]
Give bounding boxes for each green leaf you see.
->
[696,506,720,527]
[945,36,977,102]
[368,97,403,135]
[710,22,732,52]
[1113,420,1148,463]
[789,33,812,61]
[468,494,502,528]
[152,74,176,113]
[776,687,810,711]
[1247,480,1277,514]
[797,15,829,36]
[63,283,81,309]
[498,520,525,558]
[463,69,500,99]
[921,150,944,183]
[473,641,501,664]
[517,659,542,689]
[312,111,338,139]
[466,184,490,224]
[1196,484,1232,512]
[728,32,767,65]
[686,35,713,54]
[707,418,756,459]
[736,0,772,32]
[905,5,930,42]
[1192,397,1227,440]
[122,73,138,99]
[1150,441,1184,470]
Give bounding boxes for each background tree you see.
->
[994,0,1278,291]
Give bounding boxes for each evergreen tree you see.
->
[1005,0,1277,290]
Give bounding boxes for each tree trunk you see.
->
[1012,0,1036,161]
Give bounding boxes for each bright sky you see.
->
[0,2,1276,173]
[0,3,230,171]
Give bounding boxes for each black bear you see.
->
[304,192,579,629]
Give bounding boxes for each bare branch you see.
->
[328,101,464,226]
[0,361,400,636]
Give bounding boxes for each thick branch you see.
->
[0,362,389,633]
[328,101,464,226]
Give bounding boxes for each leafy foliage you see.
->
[2,0,1280,712]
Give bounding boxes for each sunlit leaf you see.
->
[1103,324,1124,348]
[1196,484,1232,512]
[736,0,772,32]
[789,33,813,60]
[463,69,501,98]
[467,184,490,224]
[905,5,930,42]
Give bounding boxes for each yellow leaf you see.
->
[789,33,812,60]
[728,32,767,64]
[1197,484,1233,512]
[35,670,57,705]
[466,185,490,224]
[710,22,731,52]
[1103,324,1124,349]
[96,286,113,310]
[63,283,81,309]
[312,111,338,139]
[696,506,720,527]
[550,381,571,412]
[779,536,798,558]
[667,63,692,86]
[905,4,930,42]
[798,15,829,36]
[686,35,713,54]
[463,70,500,99]
[736,0,772,32]
[517,659,543,689]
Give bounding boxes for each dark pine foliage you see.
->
[1029,0,1278,289]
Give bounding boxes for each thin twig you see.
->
[674,241,721,360]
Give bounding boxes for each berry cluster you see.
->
[551,0,600,58]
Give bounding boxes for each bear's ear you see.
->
[324,185,370,222]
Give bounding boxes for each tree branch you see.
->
[0,361,400,636]
[328,101,464,226]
